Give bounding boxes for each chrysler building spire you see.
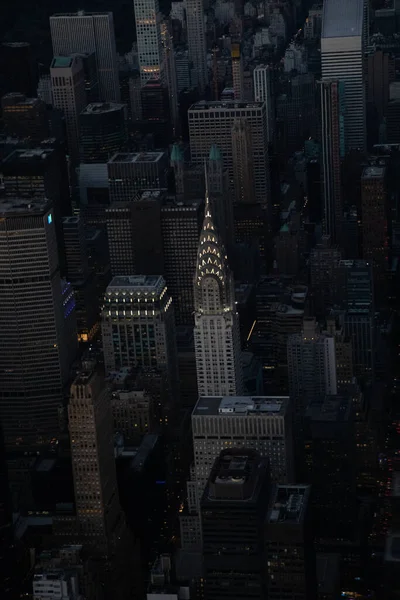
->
[193,164,243,396]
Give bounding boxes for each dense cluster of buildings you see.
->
[1,0,400,598]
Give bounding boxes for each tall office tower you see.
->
[161,19,179,134]
[231,118,256,204]
[2,146,72,272]
[161,197,204,326]
[102,276,178,396]
[309,236,341,317]
[253,64,274,144]
[334,259,375,380]
[1,93,49,142]
[231,43,244,100]
[0,42,36,97]
[188,101,269,203]
[321,0,366,152]
[0,197,76,449]
[79,103,128,163]
[304,396,357,543]
[133,0,163,84]
[287,317,337,414]
[140,79,172,142]
[106,191,164,277]
[323,318,353,390]
[106,203,135,276]
[50,11,120,102]
[186,0,208,92]
[367,50,395,123]
[63,216,98,342]
[193,184,243,397]
[207,144,234,250]
[361,166,388,287]
[69,369,136,598]
[108,151,168,203]
[51,56,87,162]
[170,143,185,196]
[201,450,271,600]
[265,485,317,600]
[320,79,345,242]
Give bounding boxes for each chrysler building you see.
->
[193,167,243,396]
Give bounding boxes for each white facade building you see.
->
[50,11,120,102]
[321,0,366,151]
[253,64,275,143]
[193,178,243,397]
[33,570,80,600]
[134,0,164,84]
[102,275,178,395]
[186,0,208,91]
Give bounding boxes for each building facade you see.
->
[321,0,366,151]
[50,56,87,162]
[186,0,208,91]
[133,0,164,84]
[79,102,127,163]
[320,79,345,242]
[193,184,243,397]
[253,65,275,144]
[188,101,269,203]
[0,198,76,449]
[102,276,178,397]
[50,11,120,102]
[231,118,256,204]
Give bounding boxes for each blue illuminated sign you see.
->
[48,213,52,224]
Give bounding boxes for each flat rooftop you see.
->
[51,56,74,68]
[51,11,112,17]
[0,197,51,216]
[193,396,289,417]
[268,485,310,524]
[189,100,264,111]
[306,397,351,423]
[385,532,400,562]
[81,102,125,115]
[108,151,165,164]
[362,166,385,179]
[322,0,364,39]
[2,148,53,164]
[106,275,166,292]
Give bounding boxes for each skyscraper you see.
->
[51,56,87,162]
[321,0,366,151]
[320,79,345,241]
[133,0,164,84]
[50,11,120,102]
[1,93,49,142]
[231,118,256,204]
[186,0,208,92]
[253,64,275,144]
[102,275,178,397]
[79,103,127,163]
[0,197,76,449]
[287,318,337,414]
[161,197,204,326]
[207,144,234,250]
[161,18,179,134]
[108,152,168,203]
[193,177,243,396]
[265,485,317,600]
[69,368,136,598]
[361,166,388,286]
[231,43,244,100]
[334,259,375,380]
[188,101,269,203]
[201,450,271,600]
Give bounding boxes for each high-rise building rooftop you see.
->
[322,0,364,38]
[268,484,311,524]
[193,395,289,416]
